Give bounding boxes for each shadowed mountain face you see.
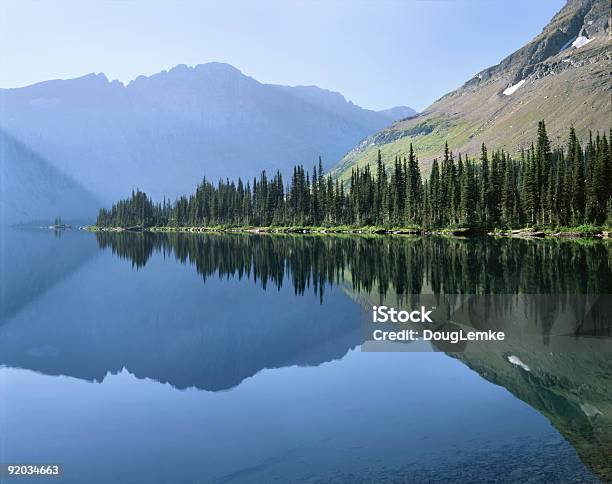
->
[334,0,610,178]
[0,63,412,204]
[0,129,100,225]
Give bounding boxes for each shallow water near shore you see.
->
[1,228,610,483]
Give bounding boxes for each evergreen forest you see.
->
[96,123,612,230]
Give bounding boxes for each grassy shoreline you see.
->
[86,224,611,239]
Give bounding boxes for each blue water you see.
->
[0,229,606,483]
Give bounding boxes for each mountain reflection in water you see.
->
[0,230,610,482]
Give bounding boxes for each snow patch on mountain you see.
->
[503,80,525,96]
[572,36,592,48]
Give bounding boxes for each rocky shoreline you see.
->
[492,228,610,239]
[86,225,611,239]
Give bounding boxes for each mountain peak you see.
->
[1,62,413,205]
[334,0,609,179]
[377,106,417,121]
[127,62,253,89]
[466,0,610,88]
[77,72,110,83]
[193,62,244,75]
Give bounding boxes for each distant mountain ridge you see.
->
[334,0,610,179]
[0,63,414,211]
[274,84,415,125]
[377,106,417,121]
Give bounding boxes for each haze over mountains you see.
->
[0,129,100,225]
[0,63,413,223]
[335,0,610,178]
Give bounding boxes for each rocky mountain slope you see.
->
[0,63,413,205]
[0,129,100,225]
[334,0,610,179]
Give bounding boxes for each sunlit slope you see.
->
[333,0,610,179]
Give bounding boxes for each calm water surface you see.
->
[0,229,610,483]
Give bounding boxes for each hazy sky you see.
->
[1,0,565,111]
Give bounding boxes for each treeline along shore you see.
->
[94,122,612,237]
